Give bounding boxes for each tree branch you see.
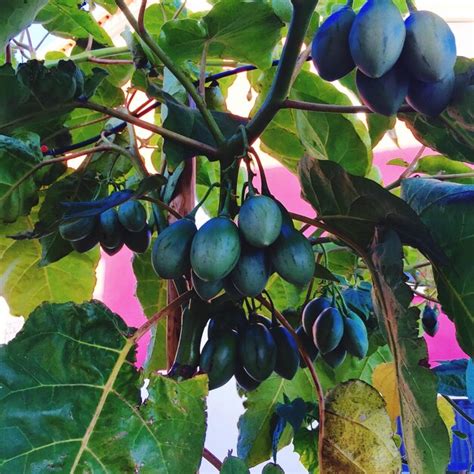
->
[385,145,426,190]
[282,99,415,114]
[202,448,223,471]
[44,46,130,67]
[88,57,133,64]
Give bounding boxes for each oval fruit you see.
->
[192,272,223,301]
[402,11,456,82]
[271,325,299,380]
[271,225,315,286]
[296,326,318,368]
[302,296,332,335]
[151,218,197,279]
[99,208,123,249]
[238,195,282,248]
[199,330,238,390]
[123,226,151,253]
[230,245,271,297]
[223,277,244,301]
[342,312,369,359]
[239,323,277,381]
[311,5,356,81]
[356,67,408,116]
[102,242,124,256]
[71,227,99,253]
[59,216,97,242]
[117,200,147,232]
[422,304,439,337]
[312,306,344,354]
[322,343,347,369]
[406,70,455,116]
[262,463,285,474]
[235,363,261,392]
[349,0,405,78]
[208,304,247,338]
[191,216,241,281]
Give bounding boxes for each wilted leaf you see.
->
[372,362,400,425]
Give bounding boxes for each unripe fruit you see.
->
[118,200,147,232]
[302,296,332,335]
[312,306,344,354]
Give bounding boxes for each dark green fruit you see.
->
[102,242,124,256]
[230,245,270,297]
[402,11,456,82]
[311,5,356,81]
[302,297,331,335]
[192,272,223,301]
[117,200,147,232]
[296,326,318,368]
[349,0,405,78]
[238,195,282,247]
[271,326,299,380]
[59,216,97,242]
[322,343,347,369]
[235,363,261,392]
[223,277,244,301]
[312,307,344,354]
[342,312,368,359]
[356,67,408,116]
[239,323,277,381]
[199,330,238,390]
[99,208,123,250]
[422,304,439,337]
[208,304,247,338]
[151,218,197,279]
[271,225,315,286]
[71,228,99,253]
[123,226,151,253]
[255,314,272,329]
[191,216,241,281]
[406,71,455,117]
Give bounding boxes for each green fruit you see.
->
[207,304,247,338]
[271,325,299,380]
[239,323,277,381]
[302,296,331,335]
[59,216,97,242]
[356,67,408,116]
[342,312,368,359]
[235,363,260,392]
[99,208,123,250]
[406,71,455,117]
[238,195,282,248]
[312,307,344,354]
[191,216,241,281]
[262,463,285,474]
[71,227,99,253]
[223,277,244,301]
[199,330,238,390]
[270,225,315,286]
[311,6,356,81]
[151,218,197,279]
[296,326,318,368]
[272,0,292,23]
[118,200,147,232]
[123,226,151,253]
[349,0,405,78]
[192,272,223,301]
[402,11,456,82]
[322,343,347,369]
[230,245,271,297]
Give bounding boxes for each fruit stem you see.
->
[405,0,417,12]
[187,182,220,219]
[331,283,351,315]
[250,148,272,196]
[345,0,354,7]
[219,182,233,218]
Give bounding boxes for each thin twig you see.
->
[199,43,209,99]
[88,57,133,64]
[138,0,148,31]
[283,99,415,114]
[386,146,426,190]
[25,28,36,59]
[5,43,11,64]
[290,42,312,86]
[202,448,223,471]
[140,196,183,219]
[412,289,439,304]
[442,395,474,425]
[172,0,187,19]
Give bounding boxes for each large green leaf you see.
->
[401,178,474,357]
[35,0,112,45]
[0,133,42,223]
[0,301,208,472]
[237,370,317,467]
[298,157,445,265]
[0,0,48,50]
[159,0,283,69]
[293,427,318,474]
[0,207,99,317]
[321,380,401,472]
[368,228,451,472]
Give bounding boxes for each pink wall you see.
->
[98,148,467,366]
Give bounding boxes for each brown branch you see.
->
[385,145,426,190]
[140,196,183,220]
[202,448,223,471]
[5,43,11,64]
[138,0,148,33]
[412,289,439,305]
[282,99,415,114]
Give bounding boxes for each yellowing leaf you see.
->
[437,396,455,444]
[372,362,401,426]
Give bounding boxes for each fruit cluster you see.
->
[312,0,458,116]
[151,189,315,298]
[59,200,151,254]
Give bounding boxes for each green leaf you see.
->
[35,0,112,45]
[293,428,318,474]
[0,207,99,317]
[368,228,450,472]
[237,370,317,467]
[94,0,118,14]
[220,455,250,473]
[133,248,168,373]
[159,0,283,69]
[401,178,474,357]
[0,133,42,223]
[265,273,306,313]
[0,301,208,471]
[367,114,396,148]
[321,380,401,472]
[298,157,445,265]
[0,0,48,51]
